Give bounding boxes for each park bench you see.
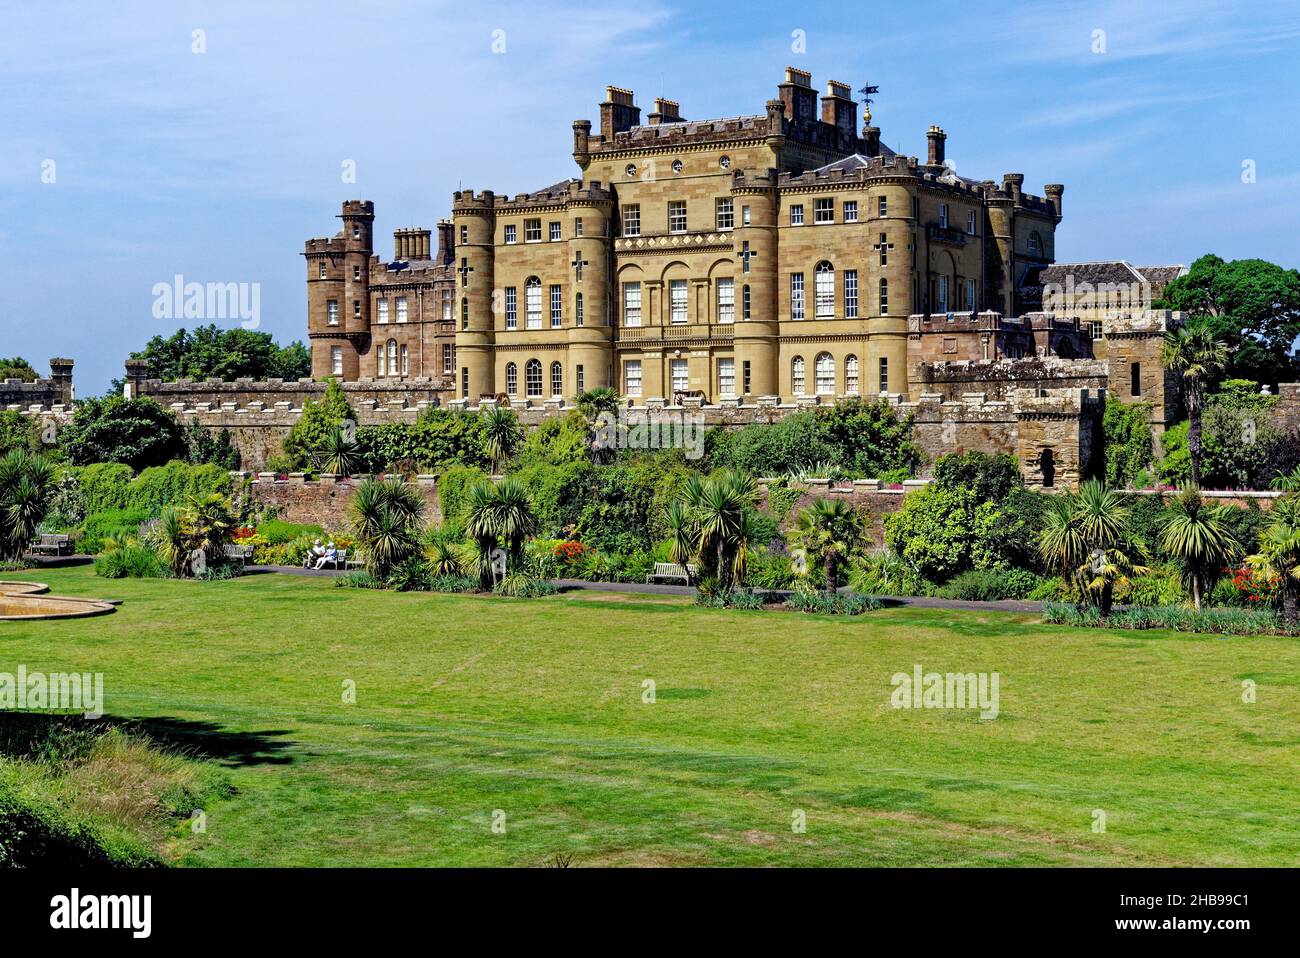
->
[645,562,697,585]
[29,534,72,557]
[223,544,254,570]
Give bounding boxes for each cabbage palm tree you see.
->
[147,507,189,577]
[1161,326,1228,486]
[794,497,869,594]
[1159,486,1240,610]
[349,477,425,579]
[665,470,760,593]
[1038,480,1147,614]
[463,478,539,588]
[0,450,53,562]
[1247,496,1300,625]
[663,499,695,584]
[313,425,361,477]
[483,405,520,475]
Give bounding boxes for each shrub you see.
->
[494,572,556,598]
[93,543,164,579]
[428,574,479,593]
[281,380,355,470]
[387,557,432,592]
[58,396,185,471]
[1042,601,1288,636]
[936,568,1042,601]
[1103,396,1154,489]
[79,508,154,555]
[256,520,326,545]
[335,570,385,589]
[437,465,491,527]
[785,590,881,615]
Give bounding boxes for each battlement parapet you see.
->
[610,114,768,149]
[0,359,75,410]
[1105,310,1188,335]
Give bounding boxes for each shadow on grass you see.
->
[0,711,296,767]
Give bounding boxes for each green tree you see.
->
[1157,255,1300,388]
[313,426,361,477]
[281,380,355,470]
[58,396,185,471]
[463,477,539,589]
[793,497,870,594]
[124,325,311,383]
[1102,396,1154,488]
[664,470,762,594]
[0,357,38,381]
[1160,325,1228,487]
[1158,486,1240,610]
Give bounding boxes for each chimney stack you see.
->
[926,125,947,167]
[777,67,817,122]
[647,98,683,125]
[1002,172,1024,203]
[599,86,640,140]
[863,126,881,158]
[436,220,454,265]
[1044,183,1064,218]
[821,80,857,136]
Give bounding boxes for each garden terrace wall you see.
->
[1,358,74,410]
[239,472,442,530]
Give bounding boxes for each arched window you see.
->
[845,354,859,393]
[525,358,543,397]
[814,352,835,395]
[791,355,806,395]
[550,361,563,397]
[525,277,542,329]
[386,339,398,376]
[505,362,518,396]
[814,261,835,317]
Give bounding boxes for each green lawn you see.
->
[3,566,1298,866]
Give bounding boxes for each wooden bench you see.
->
[29,534,72,557]
[223,544,254,569]
[645,562,697,585]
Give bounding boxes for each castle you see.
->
[91,69,1217,486]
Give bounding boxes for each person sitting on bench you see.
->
[305,539,327,568]
[315,542,337,570]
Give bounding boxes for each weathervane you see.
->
[858,82,879,125]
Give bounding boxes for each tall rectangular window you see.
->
[845,270,858,318]
[716,278,735,324]
[1131,362,1142,396]
[939,203,949,229]
[742,360,751,394]
[396,297,408,323]
[878,196,888,218]
[576,364,584,394]
[718,358,735,396]
[353,265,361,281]
[742,205,751,225]
[574,218,583,237]
[790,204,804,226]
[844,200,858,223]
[550,285,563,327]
[814,197,833,223]
[670,280,688,324]
[671,358,689,394]
[524,219,542,242]
[504,224,517,244]
[401,345,409,376]
[442,292,451,320]
[549,222,561,241]
[715,198,734,230]
[353,300,361,320]
[505,287,517,329]
[377,299,389,324]
[331,346,343,375]
[327,300,339,325]
[442,344,452,375]
[742,284,751,320]
[624,360,642,396]
[576,293,584,326]
[879,357,889,394]
[966,210,977,235]
[318,262,327,279]
[966,279,976,313]
[668,201,687,233]
[879,233,889,266]
[880,278,889,315]
[623,282,642,326]
[937,276,949,313]
[462,367,468,397]
[525,281,542,329]
[622,205,640,237]
[791,273,805,320]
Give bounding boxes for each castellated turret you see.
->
[305,200,374,379]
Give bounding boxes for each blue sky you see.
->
[2,0,1298,394]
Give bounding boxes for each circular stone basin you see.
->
[0,582,117,620]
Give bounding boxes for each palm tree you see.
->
[1161,325,1228,486]
[147,507,189,577]
[483,405,520,475]
[1159,486,1240,610]
[0,450,53,562]
[349,477,425,579]
[575,387,621,419]
[313,426,361,477]
[794,498,869,594]
[664,470,760,594]
[1247,496,1300,625]
[663,499,695,584]
[463,478,539,588]
[1038,480,1148,614]
[185,493,237,561]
